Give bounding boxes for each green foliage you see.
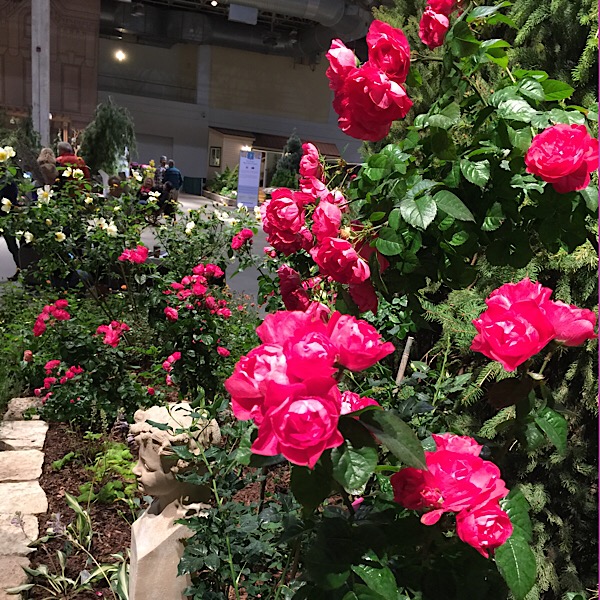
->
[270,131,303,188]
[0,110,41,177]
[207,165,239,195]
[80,97,136,175]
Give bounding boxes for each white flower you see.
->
[45,218,53,226]
[62,166,72,178]
[84,196,94,204]
[237,203,248,212]
[0,149,7,163]
[36,185,54,204]
[105,221,118,237]
[1,198,12,213]
[15,230,23,237]
[72,168,84,180]
[55,232,66,242]
[185,221,195,235]
[4,146,15,158]
[24,231,34,244]
[254,206,262,221]
[113,205,121,212]
[132,170,142,182]
[149,190,160,198]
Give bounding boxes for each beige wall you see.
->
[210,47,331,122]
[207,129,254,181]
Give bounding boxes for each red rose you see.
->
[525,124,599,193]
[366,20,411,85]
[277,265,311,312]
[349,280,379,314]
[164,307,179,322]
[327,312,395,371]
[335,65,413,142]
[456,502,513,558]
[542,300,597,346]
[284,331,339,380]
[419,9,450,49]
[251,378,343,469]
[340,390,380,415]
[326,39,358,92]
[54,299,69,309]
[310,237,370,284]
[312,201,342,242]
[471,302,555,371]
[217,346,231,357]
[427,0,458,16]
[299,143,323,179]
[485,278,552,310]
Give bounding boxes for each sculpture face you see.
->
[132,437,176,499]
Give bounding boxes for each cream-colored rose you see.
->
[55,232,66,242]
[1,198,12,213]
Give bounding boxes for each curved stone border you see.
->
[0,397,48,599]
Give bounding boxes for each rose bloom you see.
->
[340,390,380,415]
[277,265,311,312]
[299,143,324,180]
[366,20,411,85]
[335,64,413,142]
[419,8,450,50]
[217,346,231,357]
[542,300,597,346]
[312,201,342,242]
[427,0,458,16]
[471,301,555,371]
[310,237,370,285]
[485,278,552,310]
[251,378,344,469]
[261,189,305,236]
[164,306,179,322]
[525,124,599,193]
[349,280,379,314]
[327,312,395,371]
[284,330,340,380]
[326,38,358,92]
[456,502,513,558]
[23,350,33,363]
[256,309,327,346]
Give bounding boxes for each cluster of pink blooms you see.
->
[224,303,393,468]
[33,299,71,337]
[162,351,181,386]
[231,228,254,250]
[96,321,130,348]
[471,278,597,371]
[391,433,513,558]
[162,263,231,319]
[419,0,459,50]
[34,362,84,404]
[118,245,149,264]
[262,144,385,313]
[326,20,413,141]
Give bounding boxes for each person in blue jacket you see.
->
[162,160,183,202]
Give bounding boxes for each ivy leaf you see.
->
[361,410,426,469]
[433,190,475,221]
[495,534,537,600]
[534,407,568,455]
[541,79,574,101]
[351,564,399,600]
[460,159,490,187]
[497,99,539,123]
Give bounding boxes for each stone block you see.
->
[0,514,38,555]
[0,483,47,515]
[3,398,41,421]
[0,555,30,600]
[0,422,47,451]
[0,451,44,482]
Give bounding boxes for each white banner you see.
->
[237,150,262,208]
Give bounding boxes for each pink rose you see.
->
[164,307,179,322]
[231,234,244,250]
[432,433,482,456]
[485,278,553,310]
[542,300,597,346]
[349,280,379,313]
[326,39,358,92]
[456,502,513,558]
[471,302,555,371]
[327,312,395,371]
[335,65,413,142]
[284,331,339,380]
[44,359,61,372]
[300,143,324,179]
[23,350,33,363]
[299,176,329,202]
[217,346,231,357]
[52,309,71,321]
[118,245,148,264]
[251,379,344,469]
[224,344,290,422]
[312,201,342,242]
[340,390,380,415]
[96,322,129,348]
[257,309,327,346]
[427,0,458,16]
[277,265,311,312]
[310,237,370,284]
[54,299,69,309]
[261,189,305,235]
[525,124,599,193]
[33,317,47,337]
[366,20,411,85]
[147,386,155,395]
[419,9,450,50]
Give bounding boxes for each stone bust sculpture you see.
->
[129,403,221,600]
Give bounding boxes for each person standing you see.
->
[162,159,183,202]
[56,142,91,179]
[154,155,167,188]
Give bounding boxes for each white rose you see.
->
[55,232,66,242]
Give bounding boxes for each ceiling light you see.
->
[211,0,218,6]
[115,49,127,61]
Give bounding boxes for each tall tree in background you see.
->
[80,98,136,176]
[270,131,303,189]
